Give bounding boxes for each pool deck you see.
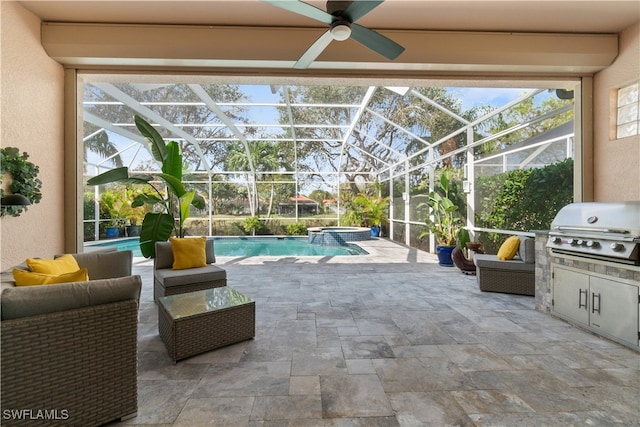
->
[123,237,640,426]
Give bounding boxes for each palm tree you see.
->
[84,126,123,169]
[226,140,283,217]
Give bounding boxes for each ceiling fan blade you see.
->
[262,0,333,25]
[350,23,405,60]
[342,0,384,22]
[294,30,334,69]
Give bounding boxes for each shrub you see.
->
[243,216,264,235]
[286,222,308,235]
[476,158,573,251]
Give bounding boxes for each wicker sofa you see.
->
[153,239,227,302]
[0,250,142,427]
[474,237,535,296]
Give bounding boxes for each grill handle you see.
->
[555,226,630,234]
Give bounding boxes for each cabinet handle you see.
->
[591,292,601,314]
[578,289,587,309]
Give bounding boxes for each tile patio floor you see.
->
[121,238,639,426]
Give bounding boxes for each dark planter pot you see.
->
[436,245,455,267]
[105,227,120,238]
[126,225,141,237]
[370,225,380,237]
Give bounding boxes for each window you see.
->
[616,81,639,139]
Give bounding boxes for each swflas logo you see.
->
[2,409,70,421]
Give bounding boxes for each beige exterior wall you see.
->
[1,2,65,268]
[593,21,640,201]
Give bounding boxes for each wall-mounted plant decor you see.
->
[0,147,42,217]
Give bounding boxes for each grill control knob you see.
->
[570,239,579,246]
[577,239,585,246]
[551,236,562,244]
[610,242,624,252]
[586,240,599,248]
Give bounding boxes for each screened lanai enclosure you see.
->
[82,75,576,254]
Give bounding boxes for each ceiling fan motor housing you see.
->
[330,20,352,41]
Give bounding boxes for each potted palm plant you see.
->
[125,215,142,237]
[100,189,132,238]
[418,170,464,266]
[88,115,205,258]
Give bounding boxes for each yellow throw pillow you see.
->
[170,236,207,270]
[13,268,89,287]
[497,236,520,260]
[26,254,80,275]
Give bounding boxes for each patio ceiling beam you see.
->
[43,24,618,75]
[91,83,213,172]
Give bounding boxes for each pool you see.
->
[85,236,368,257]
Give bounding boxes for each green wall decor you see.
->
[0,147,42,217]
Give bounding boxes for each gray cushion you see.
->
[53,250,133,280]
[155,264,226,288]
[518,237,536,264]
[154,239,216,270]
[1,275,142,320]
[474,254,535,272]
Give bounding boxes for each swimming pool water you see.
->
[85,237,368,257]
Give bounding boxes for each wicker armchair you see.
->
[1,250,141,426]
[153,240,227,302]
[474,237,535,296]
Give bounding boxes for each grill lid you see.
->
[548,202,640,265]
[550,201,640,239]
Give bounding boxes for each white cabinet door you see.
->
[589,276,639,347]
[553,267,589,325]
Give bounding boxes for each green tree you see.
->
[84,127,123,169]
[225,140,290,216]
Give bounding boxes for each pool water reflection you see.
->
[85,236,368,257]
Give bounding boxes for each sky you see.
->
[451,87,533,111]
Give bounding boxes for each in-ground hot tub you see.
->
[307,226,371,246]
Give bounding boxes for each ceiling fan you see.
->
[262,0,405,69]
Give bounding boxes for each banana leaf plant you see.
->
[418,170,464,247]
[87,115,205,258]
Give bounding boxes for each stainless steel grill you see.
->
[547,201,640,265]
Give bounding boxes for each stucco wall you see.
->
[593,21,640,201]
[1,2,65,268]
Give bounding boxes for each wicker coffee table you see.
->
[158,287,255,363]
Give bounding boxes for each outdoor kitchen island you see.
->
[535,202,640,351]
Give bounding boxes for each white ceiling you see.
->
[18,0,640,34]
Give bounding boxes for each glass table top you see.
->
[159,287,253,320]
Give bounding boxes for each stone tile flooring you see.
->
[120,238,640,426]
